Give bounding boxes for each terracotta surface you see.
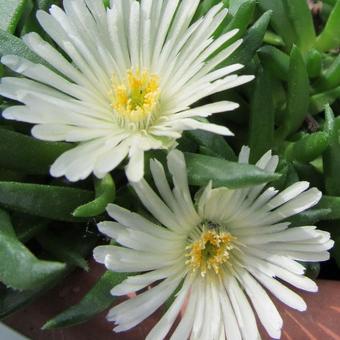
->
[4,261,340,340]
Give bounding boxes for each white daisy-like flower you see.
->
[0,0,253,182]
[94,147,333,339]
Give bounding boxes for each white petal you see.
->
[223,274,261,340]
[105,204,179,239]
[111,264,184,296]
[249,268,307,311]
[263,188,322,224]
[266,181,310,210]
[170,280,198,340]
[237,269,283,339]
[131,179,183,232]
[146,275,193,340]
[170,118,233,136]
[109,275,183,332]
[125,145,145,182]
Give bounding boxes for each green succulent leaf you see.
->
[0,182,93,222]
[249,67,274,162]
[185,153,280,188]
[226,0,256,25]
[282,0,316,52]
[323,105,340,195]
[275,46,309,141]
[43,271,128,329]
[315,0,340,51]
[73,174,115,218]
[315,54,340,91]
[0,208,65,290]
[226,10,272,66]
[306,49,322,79]
[257,45,289,81]
[284,132,330,163]
[310,86,340,114]
[0,128,72,175]
[0,29,46,64]
[186,130,236,161]
[194,0,223,20]
[0,232,95,318]
[258,0,297,49]
[213,0,256,54]
[0,0,27,33]
[318,196,340,220]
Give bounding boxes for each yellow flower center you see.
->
[110,69,160,127]
[186,228,235,277]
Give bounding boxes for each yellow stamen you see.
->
[186,229,235,277]
[110,69,160,125]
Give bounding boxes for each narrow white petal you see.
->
[105,204,179,239]
[110,275,183,332]
[132,179,183,232]
[237,269,283,339]
[125,144,145,182]
[249,268,307,311]
[223,274,261,340]
[146,275,193,340]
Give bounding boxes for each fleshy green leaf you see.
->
[226,0,255,38]
[315,54,340,91]
[310,86,340,114]
[213,0,256,54]
[0,182,93,222]
[73,174,115,218]
[0,29,46,65]
[185,153,280,188]
[43,271,128,329]
[275,46,309,141]
[282,0,316,52]
[323,105,340,195]
[194,0,222,20]
[315,0,340,51]
[306,49,322,79]
[225,10,272,66]
[258,0,297,49]
[186,130,237,161]
[284,132,329,163]
[263,31,285,47]
[0,128,72,175]
[0,0,27,33]
[257,45,289,81]
[0,232,94,317]
[0,208,65,290]
[229,0,252,15]
[249,67,274,162]
[317,196,340,220]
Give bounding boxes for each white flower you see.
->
[0,0,253,182]
[94,147,333,339]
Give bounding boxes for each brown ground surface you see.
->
[4,260,340,340]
